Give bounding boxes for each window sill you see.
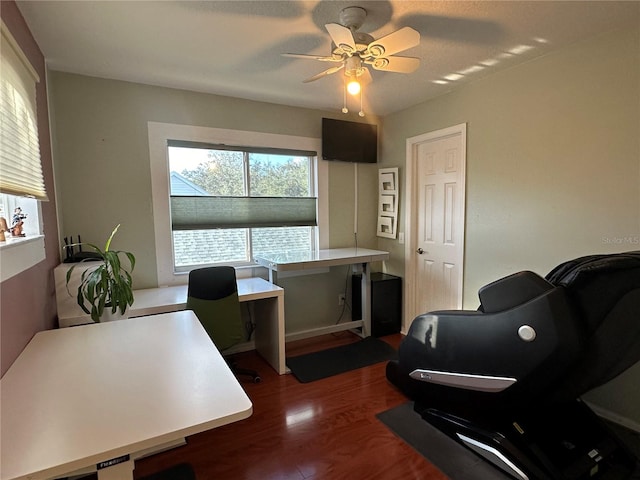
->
[0,234,42,250]
[0,235,45,282]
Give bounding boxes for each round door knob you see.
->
[417,248,424,254]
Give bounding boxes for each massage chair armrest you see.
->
[478,271,554,313]
[397,287,584,393]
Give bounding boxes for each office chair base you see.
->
[228,359,261,383]
[235,367,262,383]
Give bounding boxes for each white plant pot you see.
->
[99,307,130,323]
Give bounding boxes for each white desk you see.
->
[54,265,287,375]
[0,311,252,480]
[131,279,286,375]
[254,247,389,339]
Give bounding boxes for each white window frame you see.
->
[148,121,328,286]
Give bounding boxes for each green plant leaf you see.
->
[104,224,121,252]
[64,224,135,322]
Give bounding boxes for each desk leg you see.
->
[253,295,287,374]
[361,263,371,337]
[268,268,277,284]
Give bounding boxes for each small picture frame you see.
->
[379,171,397,193]
[377,215,396,239]
[379,194,396,216]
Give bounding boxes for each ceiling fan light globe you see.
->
[347,79,361,95]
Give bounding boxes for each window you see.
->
[0,21,46,281]
[149,122,328,285]
[0,194,39,236]
[168,142,317,270]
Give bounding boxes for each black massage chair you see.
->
[386,251,640,479]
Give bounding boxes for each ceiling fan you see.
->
[283,6,420,114]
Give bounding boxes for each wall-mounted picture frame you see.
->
[379,170,397,193]
[379,194,396,216]
[377,167,399,239]
[377,215,396,239]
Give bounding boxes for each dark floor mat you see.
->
[286,336,397,383]
[376,402,510,480]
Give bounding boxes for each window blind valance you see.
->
[0,22,47,200]
[171,196,317,230]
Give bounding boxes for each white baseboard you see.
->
[224,321,365,357]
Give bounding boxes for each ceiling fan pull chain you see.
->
[342,75,348,113]
[359,89,364,117]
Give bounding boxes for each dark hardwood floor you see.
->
[132,332,449,480]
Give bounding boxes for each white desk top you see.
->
[0,311,253,480]
[254,247,389,271]
[55,264,283,327]
[130,277,283,318]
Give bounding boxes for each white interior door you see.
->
[404,124,466,329]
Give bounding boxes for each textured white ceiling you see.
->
[17,1,640,116]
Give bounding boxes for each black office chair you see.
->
[187,266,261,383]
[386,251,640,479]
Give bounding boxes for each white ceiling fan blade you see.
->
[325,23,356,54]
[370,56,420,73]
[303,64,344,83]
[367,27,420,58]
[282,53,342,62]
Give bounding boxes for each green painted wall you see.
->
[48,72,382,334]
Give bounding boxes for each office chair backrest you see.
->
[186,266,244,351]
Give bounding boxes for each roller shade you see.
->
[0,22,47,200]
[171,196,317,230]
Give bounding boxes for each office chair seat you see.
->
[187,266,261,384]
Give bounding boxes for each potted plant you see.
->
[65,224,136,322]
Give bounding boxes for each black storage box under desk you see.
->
[352,272,402,337]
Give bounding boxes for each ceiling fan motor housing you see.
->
[345,56,364,77]
[340,7,374,51]
[339,6,367,30]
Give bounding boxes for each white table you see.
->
[54,265,287,375]
[254,247,389,339]
[0,311,253,480]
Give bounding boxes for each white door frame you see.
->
[403,123,467,332]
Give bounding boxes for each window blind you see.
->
[171,196,317,230]
[0,22,47,200]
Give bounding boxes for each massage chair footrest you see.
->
[417,400,638,480]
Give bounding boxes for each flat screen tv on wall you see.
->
[321,118,378,163]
